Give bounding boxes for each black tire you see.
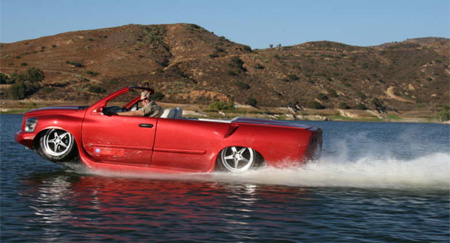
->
[38,129,77,162]
[216,146,262,172]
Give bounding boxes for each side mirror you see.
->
[92,107,104,114]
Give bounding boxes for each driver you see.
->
[115,91,163,117]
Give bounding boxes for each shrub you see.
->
[338,102,351,109]
[9,82,26,100]
[242,45,252,52]
[86,71,100,77]
[9,68,44,82]
[287,74,299,81]
[7,68,44,99]
[41,87,55,93]
[10,72,26,82]
[317,93,328,101]
[247,98,257,107]
[66,61,83,67]
[371,98,386,112]
[230,56,246,72]
[306,100,325,109]
[24,81,40,95]
[88,85,106,93]
[327,89,338,97]
[282,74,299,82]
[231,56,243,65]
[236,81,250,90]
[255,64,264,69]
[152,92,165,101]
[186,24,202,31]
[209,101,235,111]
[355,103,367,110]
[356,91,367,99]
[227,70,237,76]
[8,80,40,99]
[0,73,10,84]
[25,67,44,82]
[439,106,450,121]
[219,36,229,42]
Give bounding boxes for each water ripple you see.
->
[2,115,449,242]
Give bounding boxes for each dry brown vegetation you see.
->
[1,24,449,119]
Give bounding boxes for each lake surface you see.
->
[1,114,449,242]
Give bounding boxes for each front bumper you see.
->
[15,131,36,148]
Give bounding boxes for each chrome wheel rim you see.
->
[42,129,73,157]
[220,146,255,172]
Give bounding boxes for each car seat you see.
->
[161,108,183,119]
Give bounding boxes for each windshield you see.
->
[106,89,139,107]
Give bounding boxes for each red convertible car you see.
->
[16,86,322,173]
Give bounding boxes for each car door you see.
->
[82,114,157,165]
[151,118,230,171]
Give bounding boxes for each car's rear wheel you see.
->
[39,129,77,162]
[217,146,261,172]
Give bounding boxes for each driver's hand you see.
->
[103,110,117,116]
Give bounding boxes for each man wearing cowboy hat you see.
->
[115,90,163,117]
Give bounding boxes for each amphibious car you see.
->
[16,86,322,173]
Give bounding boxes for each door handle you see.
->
[139,123,154,128]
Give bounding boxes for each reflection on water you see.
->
[21,171,313,241]
[17,169,449,242]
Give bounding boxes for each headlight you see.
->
[25,118,38,132]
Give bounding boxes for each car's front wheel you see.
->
[217,146,261,172]
[39,129,77,162]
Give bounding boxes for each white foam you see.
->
[83,153,450,191]
[71,126,450,191]
[211,153,450,190]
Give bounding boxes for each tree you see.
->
[9,82,26,100]
[7,68,45,99]
[25,67,45,82]
[0,73,9,84]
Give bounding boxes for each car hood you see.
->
[24,106,89,116]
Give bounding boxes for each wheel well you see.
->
[33,130,48,149]
[254,150,266,167]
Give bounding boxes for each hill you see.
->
[1,24,449,117]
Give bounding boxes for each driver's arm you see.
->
[116,110,144,116]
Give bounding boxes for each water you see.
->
[1,114,449,242]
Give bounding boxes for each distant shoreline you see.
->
[1,99,447,124]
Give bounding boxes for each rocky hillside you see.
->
[1,24,449,113]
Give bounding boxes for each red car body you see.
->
[15,86,322,173]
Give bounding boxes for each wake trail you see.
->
[82,152,450,191]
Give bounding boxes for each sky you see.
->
[1,0,449,49]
